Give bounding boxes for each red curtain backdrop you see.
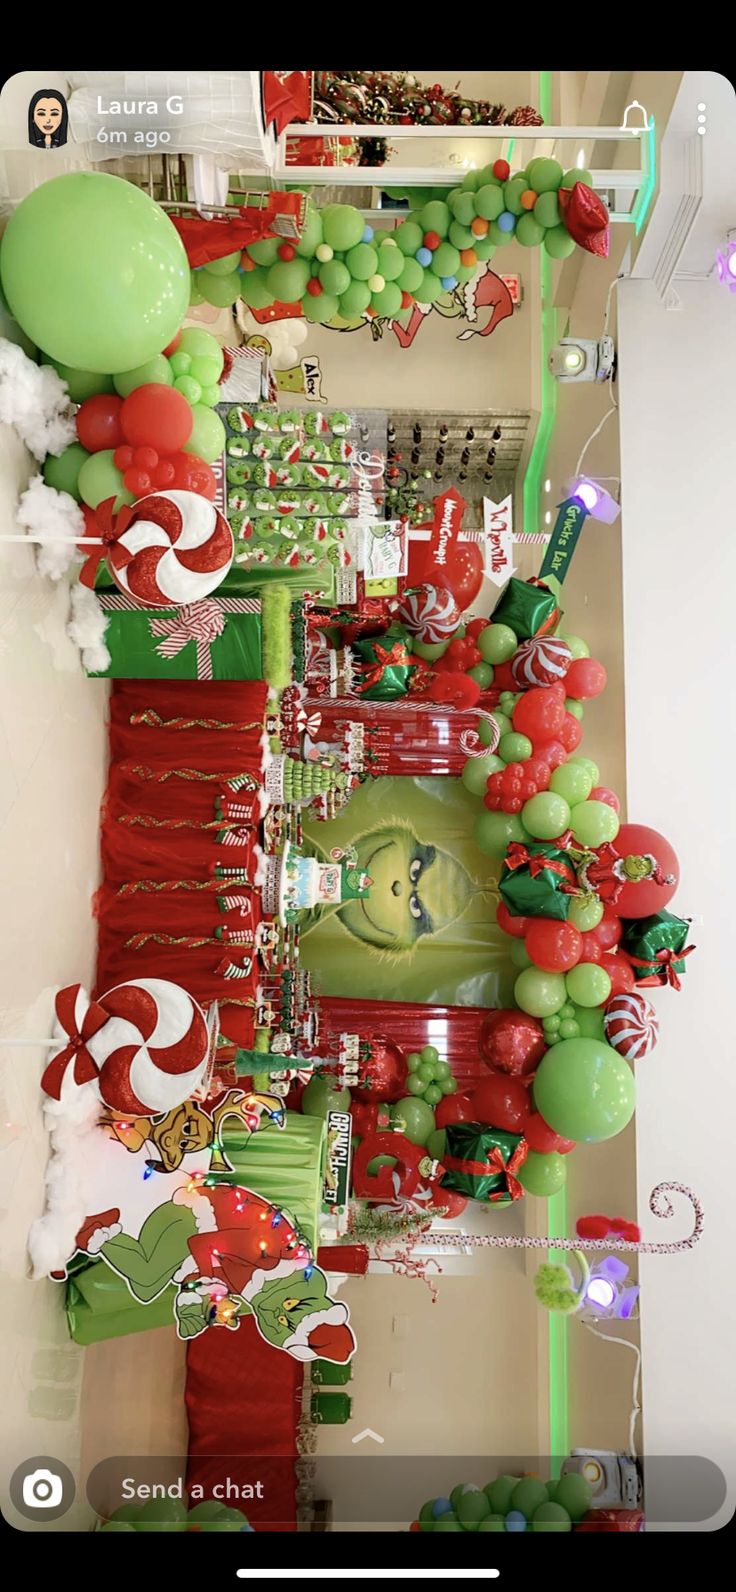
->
[315,996,489,1091]
[302,693,499,776]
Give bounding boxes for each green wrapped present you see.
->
[351,622,422,702]
[621,911,695,990]
[85,592,264,680]
[490,577,561,641]
[499,839,579,921]
[426,1123,526,1204]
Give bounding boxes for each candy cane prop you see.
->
[418,1183,703,1255]
[351,697,501,758]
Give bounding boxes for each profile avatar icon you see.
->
[28,89,68,149]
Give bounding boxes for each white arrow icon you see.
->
[351,1428,385,1445]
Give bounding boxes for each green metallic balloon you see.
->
[544,226,576,260]
[78,448,133,511]
[461,751,506,796]
[294,206,323,260]
[510,939,533,970]
[528,157,564,194]
[514,968,567,1018]
[339,280,372,317]
[474,811,530,858]
[371,281,403,318]
[572,1004,606,1040]
[479,623,517,663]
[182,405,226,464]
[449,220,475,251]
[550,763,592,805]
[377,240,404,281]
[113,355,172,397]
[200,270,241,308]
[567,894,604,932]
[390,1096,435,1146]
[420,200,451,238]
[202,249,242,276]
[424,1084,442,1106]
[43,441,90,501]
[516,214,546,248]
[418,270,443,303]
[322,204,365,253]
[565,962,612,1008]
[468,662,494,688]
[429,242,461,278]
[43,359,115,402]
[533,1037,636,1143]
[394,220,424,256]
[0,171,189,372]
[517,1149,567,1197]
[567,755,600,784]
[487,1475,519,1515]
[553,1473,593,1520]
[406,1073,426,1097]
[561,167,593,189]
[248,237,281,266]
[570,799,620,848]
[302,290,340,324]
[531,1501,572,1532]
[521,792,571,840]
[474,184,505,222]
[534,192,561,229]
[266,258,311,303]
[511,1479,549,1518]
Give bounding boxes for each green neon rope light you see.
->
[546,1186,569,1476]
[632,116,657,235]
[522,72,556,536]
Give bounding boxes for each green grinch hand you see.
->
[534,1254,590,1314]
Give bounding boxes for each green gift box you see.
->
[433,1123,525,1205]
[311,1391,352,1425]
[621,911,694,989]
[491,577,560,641]
[85,593,264,680]
[499,840,579,921]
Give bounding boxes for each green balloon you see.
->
[544,227,576,260]
[337,280,371,317]
[114,355,172,397]
[200,270,241,308]
[468,662,494,688]
[0,280,37,357]
[428,242,460,279]
[424,1084,442,1106]
[183,405,226,464]
[377,241,404,281]
[565,963,611,1008]
[391,1096,435,1146]
[322,205,365,253]
[407,1051,422,1072]
[567,894,604,932]
[43,441,90,501]
[546,1480,559,1502]
[101,1521,137,1532]
[488,712,511,738]
[565,699,584,720]
[487,1475,519,1515]
[568,755,600,784]
[421,1045,439,1065]
[187,1500,230,1521]
[449,190,478,226]
[531,1501,572,1532]
[189,271,205,306]
[561,167,593,189]
[426,1128,446,1160]
[78,448,133,511]
[476,164,501,187]
[441,1076,457,1095]
[521,792,571,840]
[345,243,378,282]
[570,799,620,848]
[413,637,448,662]
[477,727,502,755]
[561,632,590,660]
[239,270,274,309]
[135,1496,188,1533]
[43,360,115,402]
[533,1038,636,1142]
[553,1473,593,1519]
[294,207,323,260]
[202,249,242,276]
[510,939,533,970]
[448,220,475,251]
[302,290,340,324]
[189,355,223,390]
[498,733,532,763]
[503,178,528,216]
[420,200,451,238]
[0,172,188,372]
[454,264,477,285]
[396,257,424,295]
[458,1490,491,1529]
[572,1004,606,1039]
[460,170,480,191]
[475,184,505,222]
[516,213,546,248]
[479,623,517,663]
[434,1060,451,1080]
[418,270,442,303]
[406,1074,426,1096]
[461,751,505,796]
[434,1517,463,1531]
[394,220,424,256]
[173,374,200,405]
[534,192,561,230]
[302,1077,351,1119]
[178,329,224,373]
[248,237,281,266]
[473,235,497,262]
[314,259,348,299]
[371,282,403,318]
[110,1502,142,1522]
[474,810,530,858]
[419,1500,437,1523]
[518,1150,567,1196]
[266,259,310,303]
[511,1479,549,1518]
[550,763,592,804]
[528,157,564,194]
[478,1515,507,1531]
[515,968,567,1018]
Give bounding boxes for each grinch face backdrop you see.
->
[301,775,512,1006]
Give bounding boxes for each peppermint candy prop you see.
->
[511,636,572,688]
[106,490,233,609]
[397,584,462,644]
[604,992,659,1061]
[41,977,211,1114]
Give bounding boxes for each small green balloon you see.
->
[561,167,593,189]
[550,763,592,805]
[43,360,115,402]
[544,227,577,260]
[511,1479,549,1518]
[78,448,133,511]
[434,1060,451,1081]
[434,1517,463,1531]
[421,1045,439,1065]
[531,1501,572,1532]
[515,968,568,1018]
[565,962,612,1008]
[322,204,365,253]
[302,290,340,324]
[510,939,533,970]
[413,637,448,662]
[266,259,311,303]
[449,220,475,250]
[183,405,226,464]
[521,792,571,840]
[528,157,564,194]
[114,356,173,398]
[101,1521,137,1532]
[474,810,530,858]
[418,270,443,304]
[567,755,600,784]
[487,1475,519,1515]
[461,751,504,796]
[419,1500,437,1523]
[533,1037,636,1142]
[570,799,620,848]
[302,1077,351,1119]
[406,1074,427,1096]
[178,329,224,373]
[394,219,424,256]
[502,178,528,216]
[315,259,349,298]
[416,1062,435,1084]
[339,279,372,316]
[572,1004,606,1039]
[391,1096,435,1147]
[473,235,497,261]
[441,1076,458,1095]
[429,242,461,278]
[553,1473,593,1520]
[187,1500,231,1522]
[457,1490,491,1529]
[239,270,274,309]
[565,699,584,720]
[174,374,202,405]
[460,170,480,192]
[468,662,494,688]
[478,1515,507,1532]
[371,282,403,318]
[534,192,561,229]
[479,623,518,664]
[449,190,478,226]
[420,200,451,238]
[43,441,90,501]
[248,237,281,266]
[407,1051,422,1072]
[498,733,532,763]
[424,1084,443,1106]
[294,206,323,260]
[426,1128,446,1159]
[396,257,424,295]
[518,1149,567,1196]
[489,712,511,739]
[516,214,546,248]
[200,271,242,308]
[567,894,604,932]
[202,249,242,276]
[377,241,404,281]
[110,1502,143,1522]
[135,1496,189,1533]
[560,632,590,660]
[546,1480,559,1502]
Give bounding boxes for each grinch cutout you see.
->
[243,267,514,353]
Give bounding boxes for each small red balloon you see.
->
[479,1009,546,1077]
[558,712,583,752]
[120,383,193,454]
[278,243,296,260]
[470,1073,531,1133]
[167,451,216,499]
[525,917,583,973]
[578,931,603,964]
[435,1092,476,1128]
[599,950,636,995]
[427,673,481,708]
[76,394,124,453]
[114,445,134,470]
[307,277,323,296]
[162,331,182,357]
[531,738,567,770]
[496,900,529,939]
[594,910,622,950]
[133,445,159,471]
[493,158,511,180]
[491,660,517,691]
[423,231,441,250]
[590,785,621,813]
[565,657,608,699]
[123,467,152,496]
[513,686,566,742]
[524,1111,575,1154]
[431,1185,468,1217]
[153,460,176,488]
[465,617,489,640]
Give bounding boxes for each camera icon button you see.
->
[9,1456,75,1524]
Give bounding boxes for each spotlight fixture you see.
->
[548,335,616,383]
[565,476,621,523]
[715,238,736,292]
[583,1257,639,1321]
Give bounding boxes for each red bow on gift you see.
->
[504,837,577,891]
[78,497,132,589]
[41,984,109,1099]
[527,576,562,636]
[627,944,695,991]
[354,640,410,693]
[440,1139,528,1202]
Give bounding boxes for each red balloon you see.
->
[442,541,485,609]
[479,1009,546,1077]
[599,950,636,996]
[594,910,622,950]
[350,1099,392,1137]
[167,451,216,499]
[558,711,583,752]
[465,645,482,668]
[513,687,565,741]
[565,657,607,699]
[609,823,680,917]
[430,1185,468,1217]
[525,917,582,973]
[465,617,489,640]
[590,785,621,813]
[427,673,481,708]
[120,383,193,454]
[491,660,517,692]
[578,931,603,964]
[76,394,124,453]
[496,900,529,939]
[469,1073,531,1133]
[435,1092,476,1128]
[162,331,182,356]
[153,460,177,488]
[446,636,470,662]
[531,738,567,770]
[523,1112,576,1154]
[354,1036,407,1102]
[351,1132,423,1200]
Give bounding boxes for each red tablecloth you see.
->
[186,1318,304,1532]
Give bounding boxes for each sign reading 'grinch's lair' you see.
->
[323,1110,353,1208]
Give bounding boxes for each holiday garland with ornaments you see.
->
[311,69,544,130]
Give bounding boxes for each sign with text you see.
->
[300,355,326,403]
[323,1110,353,1209]
[411,486,467,585]
[483,494,515,587]
[538,497,590,584]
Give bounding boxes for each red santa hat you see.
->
[283,1303,357,1364]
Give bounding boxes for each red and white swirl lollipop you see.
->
[42,977,211,1113]
[397,583,461,644]
[108,490,233,609]
[604,991,659,1061]
[511,636,572,688]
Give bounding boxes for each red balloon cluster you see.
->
[76,383,216,502]
[516,906,635,991]
[425,672,481,709]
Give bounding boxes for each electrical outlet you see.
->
[389,1372,406,1391]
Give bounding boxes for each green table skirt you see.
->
[66,1111,326,1345]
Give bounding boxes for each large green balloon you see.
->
[371,282,403,318]
[553,1473,593,1519]
[521,792,571,840]
[487,1476,518,1515]
[266,258,310,303]
[377,240,404,281]
[430,242,461,278]
[339,280,372,316]
[449,220,475,250]
[78,449,133,511]
[114,355,173,397]
[394,220,424,256]
[345,243,379,281]
[301,290,340,324]
[322,205,364,253]
[200,271,241,308]
[534,192,561,230]
[420,200,451,238]
[43,441,89,501]
[449,190,477,226]
[318,259,351,297]
[294,206,323,260]
[397,257,425,295]
[474,810,529,858]
[239,270,274,309]
[247,237,280,266]
[516,214,546,248]
[514,969,567,1018]
[565,963,611,1008]
[0,172,189,372]
[182,405,226,464]
[202,249,242,276]
[517,1150,567,1196]
[43,359,115,403]
[570,799,620,848]
[390,1096,435,1146]
[544,227,576,259]
[461,752,505,796]
[533,1038,636,1142]
[528,157,564,194]
[479,623,517,664]
[475,184,505,222]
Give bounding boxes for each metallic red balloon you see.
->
[523,1111,575,1154]
[469,1073,531,1132]
[479,1010,547,1076]
[354,1036,408,1102]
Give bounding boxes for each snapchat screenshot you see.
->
[0,61,734,1574]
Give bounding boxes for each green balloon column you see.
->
[413,1470,593,1533]
[100,1497,255,1533]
